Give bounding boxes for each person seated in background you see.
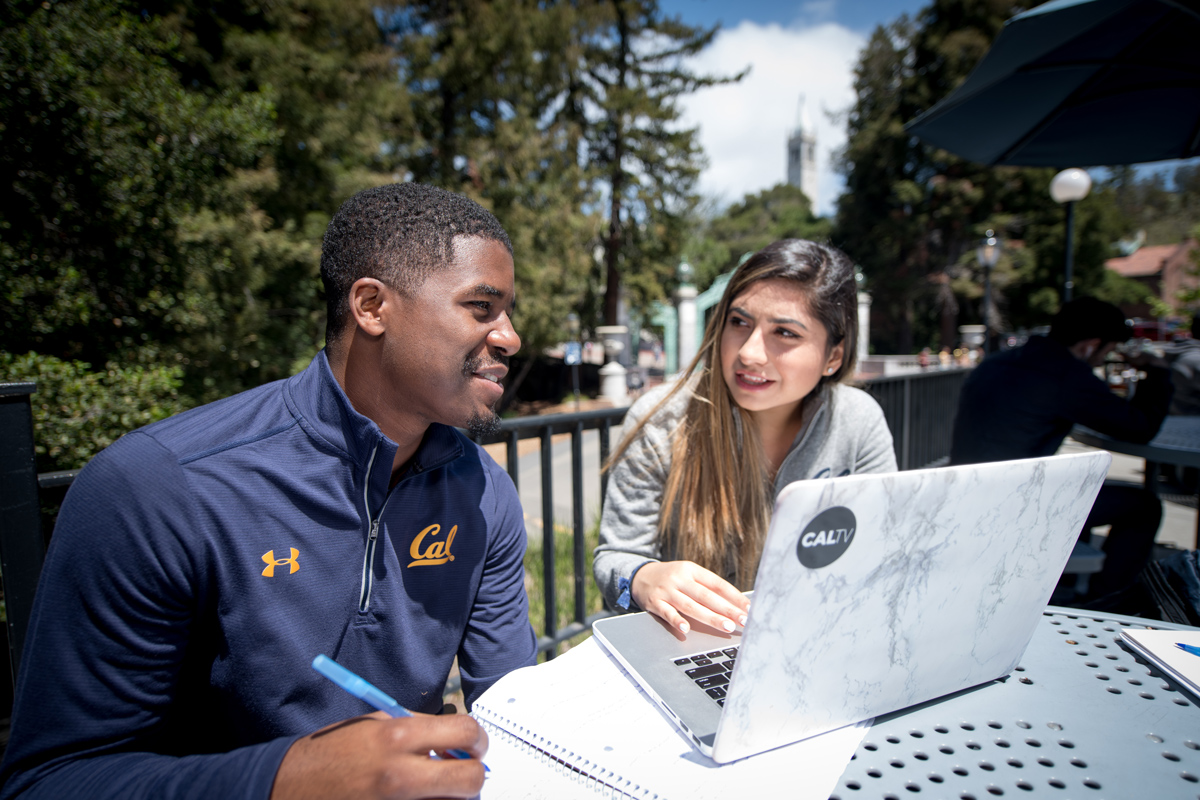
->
[1156,334,1200,492]
[950,296,1173,602]
[1166,335,1200,416]
[0,183,537,800]
[593,240,897,636]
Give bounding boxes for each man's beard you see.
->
[463,353,507,438]
[465,410,501,438]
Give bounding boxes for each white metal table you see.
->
[832,607,1199,800]
[1073,417,1200,471]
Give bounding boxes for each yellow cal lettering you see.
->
[410,524,439,561]
[408,524,457,568]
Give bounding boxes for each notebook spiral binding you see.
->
[475,712,660,799]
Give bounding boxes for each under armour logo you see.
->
[261,548,300,577]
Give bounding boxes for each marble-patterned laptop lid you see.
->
[713,451,1111,764]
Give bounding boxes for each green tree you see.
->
[688,183,831,289]
[2,0,410,402]
[385,0,600,401]
[143,0,413,399]
[1,0,277,377]
[574,0,742,327]
[834,0,1136,353]
[2,0,411,469]
[1111,163,1200,246]
[836,3,1014,354]
[386,1,733,394]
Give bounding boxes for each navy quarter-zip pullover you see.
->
[1,351,536,800]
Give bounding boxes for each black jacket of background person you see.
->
[950,335,1173,466]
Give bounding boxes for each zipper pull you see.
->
[369,518,381,541]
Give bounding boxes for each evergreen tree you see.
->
[387,1,732,390]
[573,0,742,327]
[145,0,412,399]
[836,3,1011,353]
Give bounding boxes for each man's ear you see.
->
[348,278,391,337]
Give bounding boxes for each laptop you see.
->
[592,451,1111,764]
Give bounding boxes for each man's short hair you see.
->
[320,183,512,346]
[1049,296,1132,347]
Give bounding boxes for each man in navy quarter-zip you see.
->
[1,184,538,800]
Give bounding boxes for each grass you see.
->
[523,517,605,661]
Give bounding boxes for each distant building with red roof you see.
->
[1105,238,1198,321]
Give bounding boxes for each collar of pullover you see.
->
[282,350,464,483]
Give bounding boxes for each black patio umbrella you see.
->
[905,0,1200,167]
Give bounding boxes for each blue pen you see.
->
[311,654,485,769]
[1175,643,1200,657]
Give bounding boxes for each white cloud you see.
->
[678,19,864,217]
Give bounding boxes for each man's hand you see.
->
[631,560,750,640]
[271,712,488,800]
[1123,349,1169,371]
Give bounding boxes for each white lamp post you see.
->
[976,230,1002,354]
[1050,168,1092,303]
[595,325,629,405]
[674,259,698,372]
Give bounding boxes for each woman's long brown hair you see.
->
[606,240,859,588]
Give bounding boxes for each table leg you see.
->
[1147,459,1200,549]
[1144,459,1160,493]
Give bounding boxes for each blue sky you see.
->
[650,1,928,216]
[659,0,926,33]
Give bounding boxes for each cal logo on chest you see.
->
[408,523,457,568]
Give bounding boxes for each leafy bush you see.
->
[1,351,187,474]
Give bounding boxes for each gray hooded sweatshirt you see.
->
[593,379,897,610]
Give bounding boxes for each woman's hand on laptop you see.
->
[632,561,750,639]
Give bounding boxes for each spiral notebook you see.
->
[472,637,868,800]
[1119,628,1200,697]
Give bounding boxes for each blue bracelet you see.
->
[616,561,654,610]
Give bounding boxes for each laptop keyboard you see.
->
[672,646,739,707]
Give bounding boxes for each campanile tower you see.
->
[786,94,818,209]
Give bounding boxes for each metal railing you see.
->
[0,367,971,678]
[0,383,45,695]
[472,407,627,658]
[863,368,971,470]
[469,367,972,659]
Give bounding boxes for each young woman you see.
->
[593,239,897,636]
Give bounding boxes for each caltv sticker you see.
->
[795,506,856,568]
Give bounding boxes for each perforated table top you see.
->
[832,608,1200,800]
